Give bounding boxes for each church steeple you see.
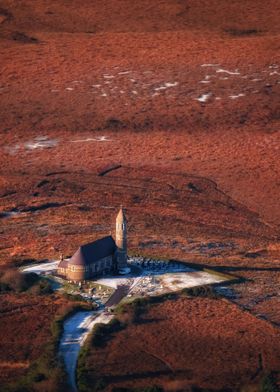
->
[116,206,127,249]
[115,206,127,268]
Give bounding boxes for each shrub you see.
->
[62,293,98,310]
[30,279,53,295]
[0,281,10,292]
[224,28,262,36]
[261,373,278,392]
[91,318,126,348]
[116,295,177,324]
[0,268,39,292]
[182,285,220,299]
[104,117,126,130]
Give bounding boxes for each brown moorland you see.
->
[0,292,71,388]
[0,0,280,389]
[81,297,280,391]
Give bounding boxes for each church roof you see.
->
[68,236,116,266]
[58,259,68,269]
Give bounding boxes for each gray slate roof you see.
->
[58,259,68,269]
[68,236,116,266]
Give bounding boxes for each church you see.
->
[57,207,128,282]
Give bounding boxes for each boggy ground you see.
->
[0,0,280,389]
[81,297,280,391]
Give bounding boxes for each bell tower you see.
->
[115,206,127,269]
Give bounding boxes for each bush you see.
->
[116,295,177,324]
[224,28,261,36]
[91,318,126,347]
[0,281,10,292]
[182,285,220,299]
[30,279,53,295]
[62,292,93,304]
[261,373,278,392]
[0,268,39,292]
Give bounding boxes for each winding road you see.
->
[59,310,113,392]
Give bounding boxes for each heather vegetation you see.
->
[115,286,220,324]
[77,295,280,391]
[10,304,91,391]
[0,0,280,390]
[77,318,126,392]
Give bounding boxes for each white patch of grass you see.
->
[195,93,212,102]
[201,64,220,67]
[70,136,110,143]
[216,69,240,75]
[24,138,58,150]
[229,93,245,99]
[165,82,178,87]
[154,82,178,91]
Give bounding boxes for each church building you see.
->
[57,207,128,282]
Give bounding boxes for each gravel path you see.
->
[58,310,113,391]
